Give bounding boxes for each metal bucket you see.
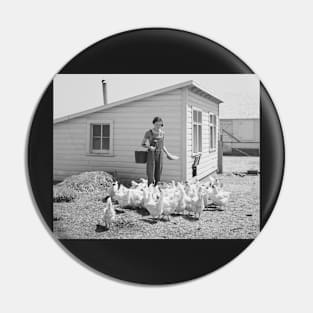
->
[135,151,148,163]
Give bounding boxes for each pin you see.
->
[27,28,284,284]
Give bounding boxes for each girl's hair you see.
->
[152,116,164,126]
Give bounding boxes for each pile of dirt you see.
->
[53,171,115,202]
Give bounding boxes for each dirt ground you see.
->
[53,158,260,239]
[222,156,259,173]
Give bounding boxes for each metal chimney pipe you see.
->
[101,80,107,105]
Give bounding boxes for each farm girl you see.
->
[141,117,171,186]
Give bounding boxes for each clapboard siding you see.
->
[54,86,221,182]
[54,89,184,181]
[185,90,219,180]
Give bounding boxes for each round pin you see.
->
[27,28,284,284]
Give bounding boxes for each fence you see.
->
[217,128,260,173]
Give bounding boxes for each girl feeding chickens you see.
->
[141,117,179,186]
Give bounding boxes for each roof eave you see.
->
[54,80,223,124]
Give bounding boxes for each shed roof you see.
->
[54,80,223,124]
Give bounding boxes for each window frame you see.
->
[209,113,217,152]
[86,120,114,156]
[192,107,203,155]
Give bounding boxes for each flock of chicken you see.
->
[102,177,231,229]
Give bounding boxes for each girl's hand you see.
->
[149,146,156,151]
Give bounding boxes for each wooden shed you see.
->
[53,80,223,182]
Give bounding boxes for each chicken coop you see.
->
[54,80,223,182]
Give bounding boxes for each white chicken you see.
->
[129,188,144,207]
[185,186,204,218]
[159,189,175,220]
[144,189,162,219]
[175,183,187,214]
[108,181,119,200]
[103,197,116,229]
[150,184,160,201]
[111,176,231,222]
[178,183,193,213]
[199,185,212,207]
[139,178,148,185]
[208,185,231,207]
[193,187,205,218]
[130,180,139,189]
[115,185,131,208]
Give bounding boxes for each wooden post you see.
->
[218,133,223,173]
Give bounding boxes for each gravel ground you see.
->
[53,173,260,239]
[223,156,259,173]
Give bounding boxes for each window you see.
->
[87,120,113,155]
[209,113,217,151]
[192,108,202,154]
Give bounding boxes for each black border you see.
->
[27,28,285,284]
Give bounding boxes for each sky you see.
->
[53,74,260,119]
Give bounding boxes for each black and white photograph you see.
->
[53,74,260,239]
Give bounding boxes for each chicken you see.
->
[130,180,139,189]
[115,185,131,208]
[208,185,231,207]
[142,188,149,206]
[150,184,160,201]
[137,179,148,190]
[103,197,116,229]
[175,183,187,214]
[192,187,205,218]
[167,193,179,213]
[178,183,192,213]
[111,177,230,222]
[126,188,143,207]
[139,178,148,185]
[198,185,212,207]
[184,185,204,218]
[144,189,162,219]
[160,184,180,215]
[159,189,174,220]
[203,190,211,207]
[108,181,119,200]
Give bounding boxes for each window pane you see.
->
[92,137,101,150]
[102,138,110,150]
[102,124,110,137]
[210,126,213,148]
[93,125,101,137]
[193,124,197,152]
[193,110,197,122]
[212,128,216,148]
[198,111,202,123]
[214,128,217,148]
[198,125,202,152]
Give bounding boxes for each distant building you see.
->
[220,119,259,156]
[219,94,259,156]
